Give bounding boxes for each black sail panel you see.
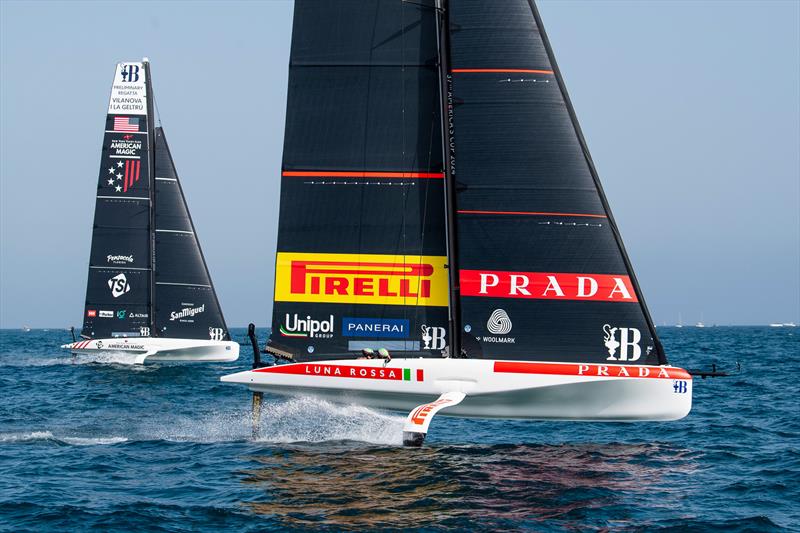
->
[448,0,664,365]
[270,0,450,360]
[82,62,152,338]
[152,128,230,341]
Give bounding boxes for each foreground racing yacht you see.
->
[63,60,238,363]
[222,0,691,444]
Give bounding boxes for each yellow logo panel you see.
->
[274,252,449,307]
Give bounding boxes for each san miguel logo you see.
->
[460,270,638,302]
[274,253,448,307]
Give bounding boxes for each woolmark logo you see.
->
[108,273,130,298]
[280,314,334,338]
[487,309,512,334]
[603,324,641,361]
[274,252,448,307]
[170,304,205,322]
[107,254,134,265]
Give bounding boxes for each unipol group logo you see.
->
[421,325,446,350]
[280,314,334,339]
[108,273,131,298]
[603,324,641,361]
[487,309,512,334]
[274,252,448,307]
[120,64,140,83]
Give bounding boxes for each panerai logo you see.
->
[421,325,446,350]
[603,324,641,361]
[280,314,334,338]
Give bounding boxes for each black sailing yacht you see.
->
[222,1,691,444]
[63,59,238,363]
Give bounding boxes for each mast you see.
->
[435,0,461,359]
[143,58,157,337]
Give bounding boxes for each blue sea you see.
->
[0,327,798,531]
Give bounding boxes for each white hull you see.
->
[62,337,239,363]
[222,359,692,421]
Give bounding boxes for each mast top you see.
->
[142,57,150,63]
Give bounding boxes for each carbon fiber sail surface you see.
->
[268,0,450,359]
[81,62,229,342]
[447,0,664,365]
[153,128,230,341]
[82,62,152,338]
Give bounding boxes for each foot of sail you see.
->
[401,391,466,447]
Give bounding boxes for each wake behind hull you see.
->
[62,337,239,363]
[221,359,692,421]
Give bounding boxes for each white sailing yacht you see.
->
[221,0,691,444]
[63,60,239,363]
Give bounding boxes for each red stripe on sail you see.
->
[452,68,554,74]
[494,361,691,380]
[458,210,606,218]
[282,171,444,179]
[134,160,140,184]
[124,160,130,192]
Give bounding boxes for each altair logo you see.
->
[280,314,334,338]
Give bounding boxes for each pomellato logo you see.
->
[280,314,334,338]
[274,252,448,307]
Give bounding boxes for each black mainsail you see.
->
[266,0,665,367]
[268,0,449,359]
[81,61,230,342]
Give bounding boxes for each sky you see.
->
[1,0,798,328]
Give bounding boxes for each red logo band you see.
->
[460,270,637,302]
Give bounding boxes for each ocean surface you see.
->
[0,327,797,531]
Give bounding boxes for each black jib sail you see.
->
[152,128,230,341]
[268,0,450,359]
[446,0,665,365]
[81,61,230,342]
